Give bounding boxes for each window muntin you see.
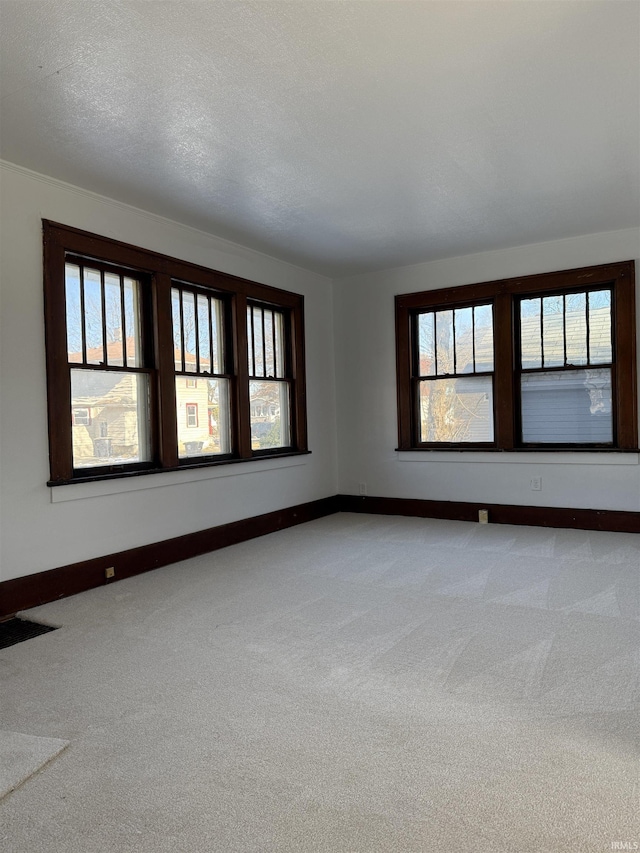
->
[395,262,637,452]
[65,262,143,369]
[519,289,612,371]
[44,222,308,485]
[415,303,495,445]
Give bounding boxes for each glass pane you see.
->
[263,309,275,377]
[83,268,104,364]
[473,304,494,372]
[275,311,285,378]
[246,306,254,376]
[171,288,183,371]
[454,307,473,374]
[419,376,494,443]
[417,312,435,376]
[197,295,210,374]
[252,307,265,377]
[176,378,231,458]
[520,298,542,369]
[212,299,224,374]
[104,273,123,366]
[435,310,454,375]
[123,277,142,367]
[542,294,564,368]
[71,369,150,468]
[65,263,83,363]
[250,381,290,449]
[588,290,612,364]
[521,368,612,444]
[182,291,197,373]
[564,292,587,366]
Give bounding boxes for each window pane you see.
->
[176,377,231,458]
[83,268,104,364]
[520,298,542,369]
[435,310,454,375]
[454,307,473,374]
[473,304,494,372]
[275,311,285,378]
[263,309,274,377]
[564,292,587,366]
[171,288,183,371]
[124,277,142,367]
[521,368,612,444]
[250,381,290,449]
[65,263,83,363]
[252,307,265,377]
[197,294,210,374]
[418,312,435,376]
[588,290,612,364]
[246,306,254,376]
[212,298,224,375]
[542,295,564,368]
[71,369,150,468]
[104,272,123,366]
[419,376,494,443]
[182,291,197,373]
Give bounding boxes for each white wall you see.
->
[0,163,338,582]
[334,229,640,512]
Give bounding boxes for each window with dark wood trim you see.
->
[395,261,637,452]
[43,221,308,484]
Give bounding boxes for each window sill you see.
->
[395,449,639,465]
[49,451,311,503]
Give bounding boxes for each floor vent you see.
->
[0,618,58,650]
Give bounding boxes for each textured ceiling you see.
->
[1,1,638,277]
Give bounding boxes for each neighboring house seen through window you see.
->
[395,262,637,451]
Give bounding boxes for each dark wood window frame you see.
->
[43,221,309,485]
[395,261,637,452]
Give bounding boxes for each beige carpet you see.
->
[0,730,68,799]
[1,513,638,852]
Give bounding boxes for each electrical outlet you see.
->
[478,509,489,524]
[358,483,367,496]
[105,566,115,580]
[530,476,542,491]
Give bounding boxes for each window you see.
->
[395,261,637,451]
[172,285,230,459]
[73,408,91,427]
[64,258,150,471]
[43,222,308,484]
[185,404,198,428]
[247,303,291,449]
[415,303,494,443]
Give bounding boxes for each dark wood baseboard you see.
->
[2,493,637,618]
[337,495,640,534]
[0,496,339,619]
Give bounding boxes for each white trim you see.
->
[50,455,308,503]
[395,451,639,466]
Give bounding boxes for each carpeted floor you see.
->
[1,512,639,852]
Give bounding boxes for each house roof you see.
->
[1,2,638,277]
